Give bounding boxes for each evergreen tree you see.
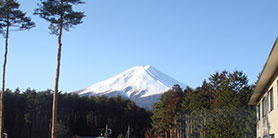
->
[0,1,34,137]
[151,70,256,138]
[34,1,85,138]
[205,71,255,138]
[151,86,184,138]
[1,89,150,138]
[165,89,183,138]
[181,87,194,138]
[151,92,170,137]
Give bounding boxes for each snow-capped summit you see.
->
[74,65,186,108]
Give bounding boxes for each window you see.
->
[269,88,274,111]
[259,134,275,138]
[264,134,276,138]
[257,103,261,120]
[262,98,265,117]
[267,93,269,112]
[262,93,269,117]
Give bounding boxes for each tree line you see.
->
[2,89,151,138]
[0,70,256,138]
[150,70,256,138]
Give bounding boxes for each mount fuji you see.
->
[74,65,186,108]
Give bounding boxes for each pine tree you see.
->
[205,70,255,138]
[151,86,184,138]
[165,90,183,138]
[0,1,34,137]
[34,1,85,138]
[151,92,169,137]
[151,71,255,138]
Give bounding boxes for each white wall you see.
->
[257,75,278,138]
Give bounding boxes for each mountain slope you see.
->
[74,65,186,108]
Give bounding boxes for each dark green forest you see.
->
[2,89,150,138]
[2,70,256,138]
[150,70,256,138]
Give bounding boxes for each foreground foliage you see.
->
[1,70,256,138]
[2,89,150,138]
[151,70,256,138]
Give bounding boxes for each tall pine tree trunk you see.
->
[51,16,63,138]
[0,18,10,138]
[169,126,173,138]
[190,113,193,137]
[203,112,207,138]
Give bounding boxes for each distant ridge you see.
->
[74,65,186,108]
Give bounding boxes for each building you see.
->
[249,37,278,138]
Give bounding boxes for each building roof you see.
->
[249,37,278,105]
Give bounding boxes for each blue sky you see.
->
[0,0,278,92]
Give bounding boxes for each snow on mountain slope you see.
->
[74,65,186,107]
